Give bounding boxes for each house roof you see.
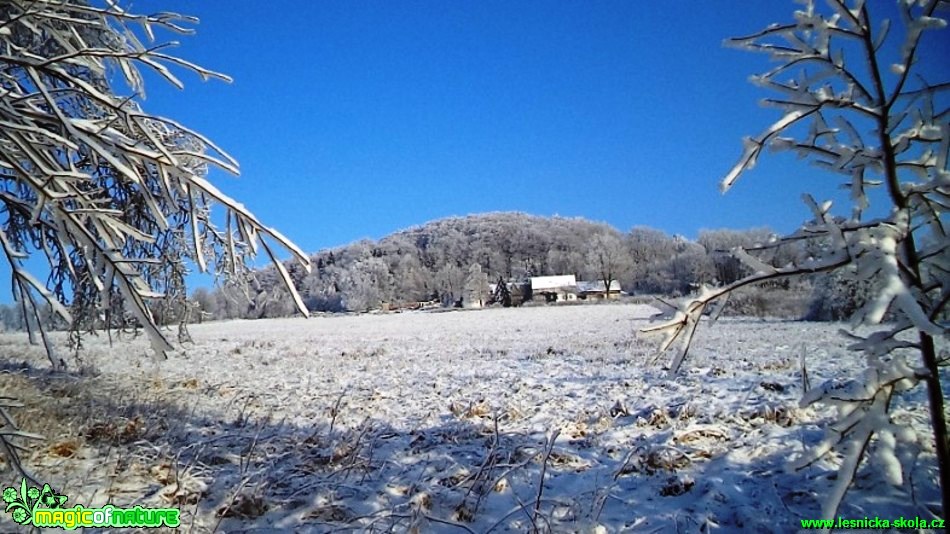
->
[530,275,577,291]
[576,280,622,293]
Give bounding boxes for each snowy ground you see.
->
[0,303,944,532]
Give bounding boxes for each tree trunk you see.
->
[920,333,950,522]
[861,5,950,515]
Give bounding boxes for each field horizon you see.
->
[0,303,942,532]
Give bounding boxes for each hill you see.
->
[196,212,833,319]
[239,212,630,315]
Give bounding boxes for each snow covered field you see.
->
[0,303,943,532]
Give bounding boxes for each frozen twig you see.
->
[533,429,560,527]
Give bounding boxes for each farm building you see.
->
[530,275,578,302]
[576,280,623,300]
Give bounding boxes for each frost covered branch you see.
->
[0,0,309,480]
[0,396,42,486]
[645,0,949,525]
[0,0,310,354]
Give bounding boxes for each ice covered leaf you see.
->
[800,377,850,407]
[916,16,947,30]
[894,425,917,444]
[850,168,869,210]
[733,247,777,275]
[893,290,945,336]
[721,137,761,193]
[722,109,812,192]
[769,136,798,151]
[875,429,903,486]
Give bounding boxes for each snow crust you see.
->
[0,304,943,532]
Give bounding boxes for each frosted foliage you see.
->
[876,429,902,486]
[646,0,949,526]
[0,0,311,361]
[0,0,309,483]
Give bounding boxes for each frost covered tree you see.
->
[624,227,678,293]
[189,287,216,322]
[698,228,774,285]
[436,262,465,307]
[393,254,429,303]
[490,275,513,307]
[664,238,712,296]
[463,263,490,308]
[546,247,585,279]
[220,213,706,310]
[586,232,631,298]
[646,0,949,522]
[806,266,880,320]
[0,1,308,477]
[342,257,392,312]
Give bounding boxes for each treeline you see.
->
[192,212,870,321]
[0,212,873,333]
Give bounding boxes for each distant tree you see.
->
[436,263,465,307]
[546,248,586,278]
[212,283,250,320]
[646,0,949,522]
[250,273,298,319]
[190,288,216,323]
[463,263,490,308]
[302,262,346,312]
[586,232,631,297]
[342,271,379,312]
[806,266,879,321]
[490,275,513,307]
[698,228,774,285]
[342,257,392,312]
[0,303,25,332]
[623,227,681,294]
[664,239,712,296]
[0,1,309,478]
[393,254,429,303]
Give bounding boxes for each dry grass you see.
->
[0,305,941,532]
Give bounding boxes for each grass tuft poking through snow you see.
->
[0,304,943,532]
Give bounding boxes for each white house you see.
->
[530,275,578,302]
[576,280,622,300]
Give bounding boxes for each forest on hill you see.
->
[0,211,867,332]
[179,212,865,322]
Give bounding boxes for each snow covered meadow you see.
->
[0,303,943,532]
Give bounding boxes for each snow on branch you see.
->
[0,0,312,362]
[645,0,950,525]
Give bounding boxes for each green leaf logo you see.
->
[3,479,67,525]
[39,483,67,509]
[2,479,33,525]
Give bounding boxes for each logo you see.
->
[3,478,179,529]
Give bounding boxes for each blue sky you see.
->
[134,0,877,249]
[2,1,948,302]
